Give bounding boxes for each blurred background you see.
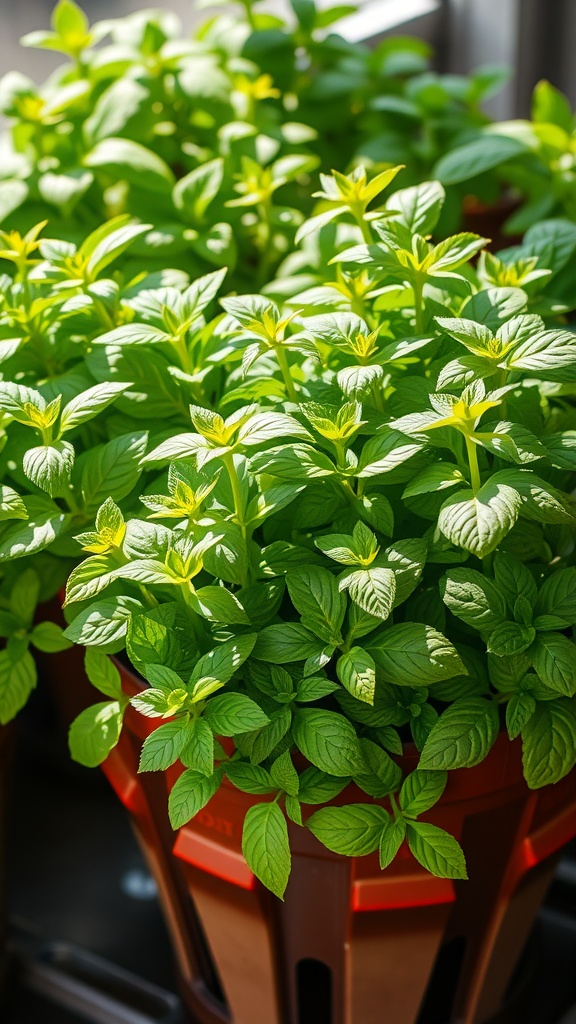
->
[1,0,576,118]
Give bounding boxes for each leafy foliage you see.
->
[0,0,576,900]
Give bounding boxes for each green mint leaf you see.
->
[203,693,269,736]
[368,623,465,686]
[340,567,396,621]
[84,138,175,194]
[180,718,214,776]
[400,769,448,817]
[130,689,177,719]
[242,802,291,899]
[295,675,339,702]
[506,692,536,740]
[23,441,74,498]
[297,767,350,805]
[406,821,468,878]
[225,762,275,794]
[68,701,124,767]
[269,750,299,796]
[0,485,28,522]
[292,708,364,776]
[0,649,36,724]
[307,804,389,856]
[81,432,147,513]
[63,596,141,651]
[493,552,537,609]
[441,568,507,631]
[252,623,323,664]
[285,795,303,825]
[438,482,522,557]
[355,737,402,796]
[84,649,124,700]
[191,585,249,625]
[9,569,40,627]
[0,500,70,563]
[31,621,73,653]
[419,697,499,770]
[286,565,346,644]
[534,568,576,628]
[379,817,407,869]
[168,768,222,829]
[411,703,439,751]
[189,634,257,701]
[139,720,190,772]
[386,180,445,236]
[434,135,527,186]
[234,706,293,765]
[60,382,129,433]
[336,647,377,705]
[531,633,576,696]
[521,698,576,787]
[487,622,536,656]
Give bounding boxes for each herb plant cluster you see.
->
[0,0,505,286]
[47,170,576,898]
[0,1,576,901]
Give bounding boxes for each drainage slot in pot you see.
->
[416,935,467,1024]
[296,958,332,1024]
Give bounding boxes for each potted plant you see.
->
[433,78,576,244]
[0,0,508,268]
[42,170,575,1023]
[0,3,575,1021]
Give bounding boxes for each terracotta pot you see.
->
[461,194,523,252]
[98,663,576,1024]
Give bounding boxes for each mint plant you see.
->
[434,79,576,254]
[51,170,576,898]
[0,214,229,721]
[0,0,506,287]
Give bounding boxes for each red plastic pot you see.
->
[97,663,576,1024]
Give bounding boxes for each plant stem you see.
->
[222,452,250,585]
[465,436,493,574]
[93,298,115,331]
[173,331,193,375]
[358,216,374,245]
[465,435,481,494]
[179,583,206,646]
[412,274,425,335]
[350,202,373,245]
[275,345,298,402]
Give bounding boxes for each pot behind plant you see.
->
[98,662,576,1024]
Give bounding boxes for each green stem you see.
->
[275,345,298,403]
[179,583,206,646]
[340,478,357,506]
[358,217,374,245]
[370,379,385,413]
[412,274,425,335]
[390,792,401,818]
[93,298,115,331]
[350,202,373,245]
[222,452,250,586]
[173,332,193,375]
[465,436,492,573]
[465,435,481,494]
